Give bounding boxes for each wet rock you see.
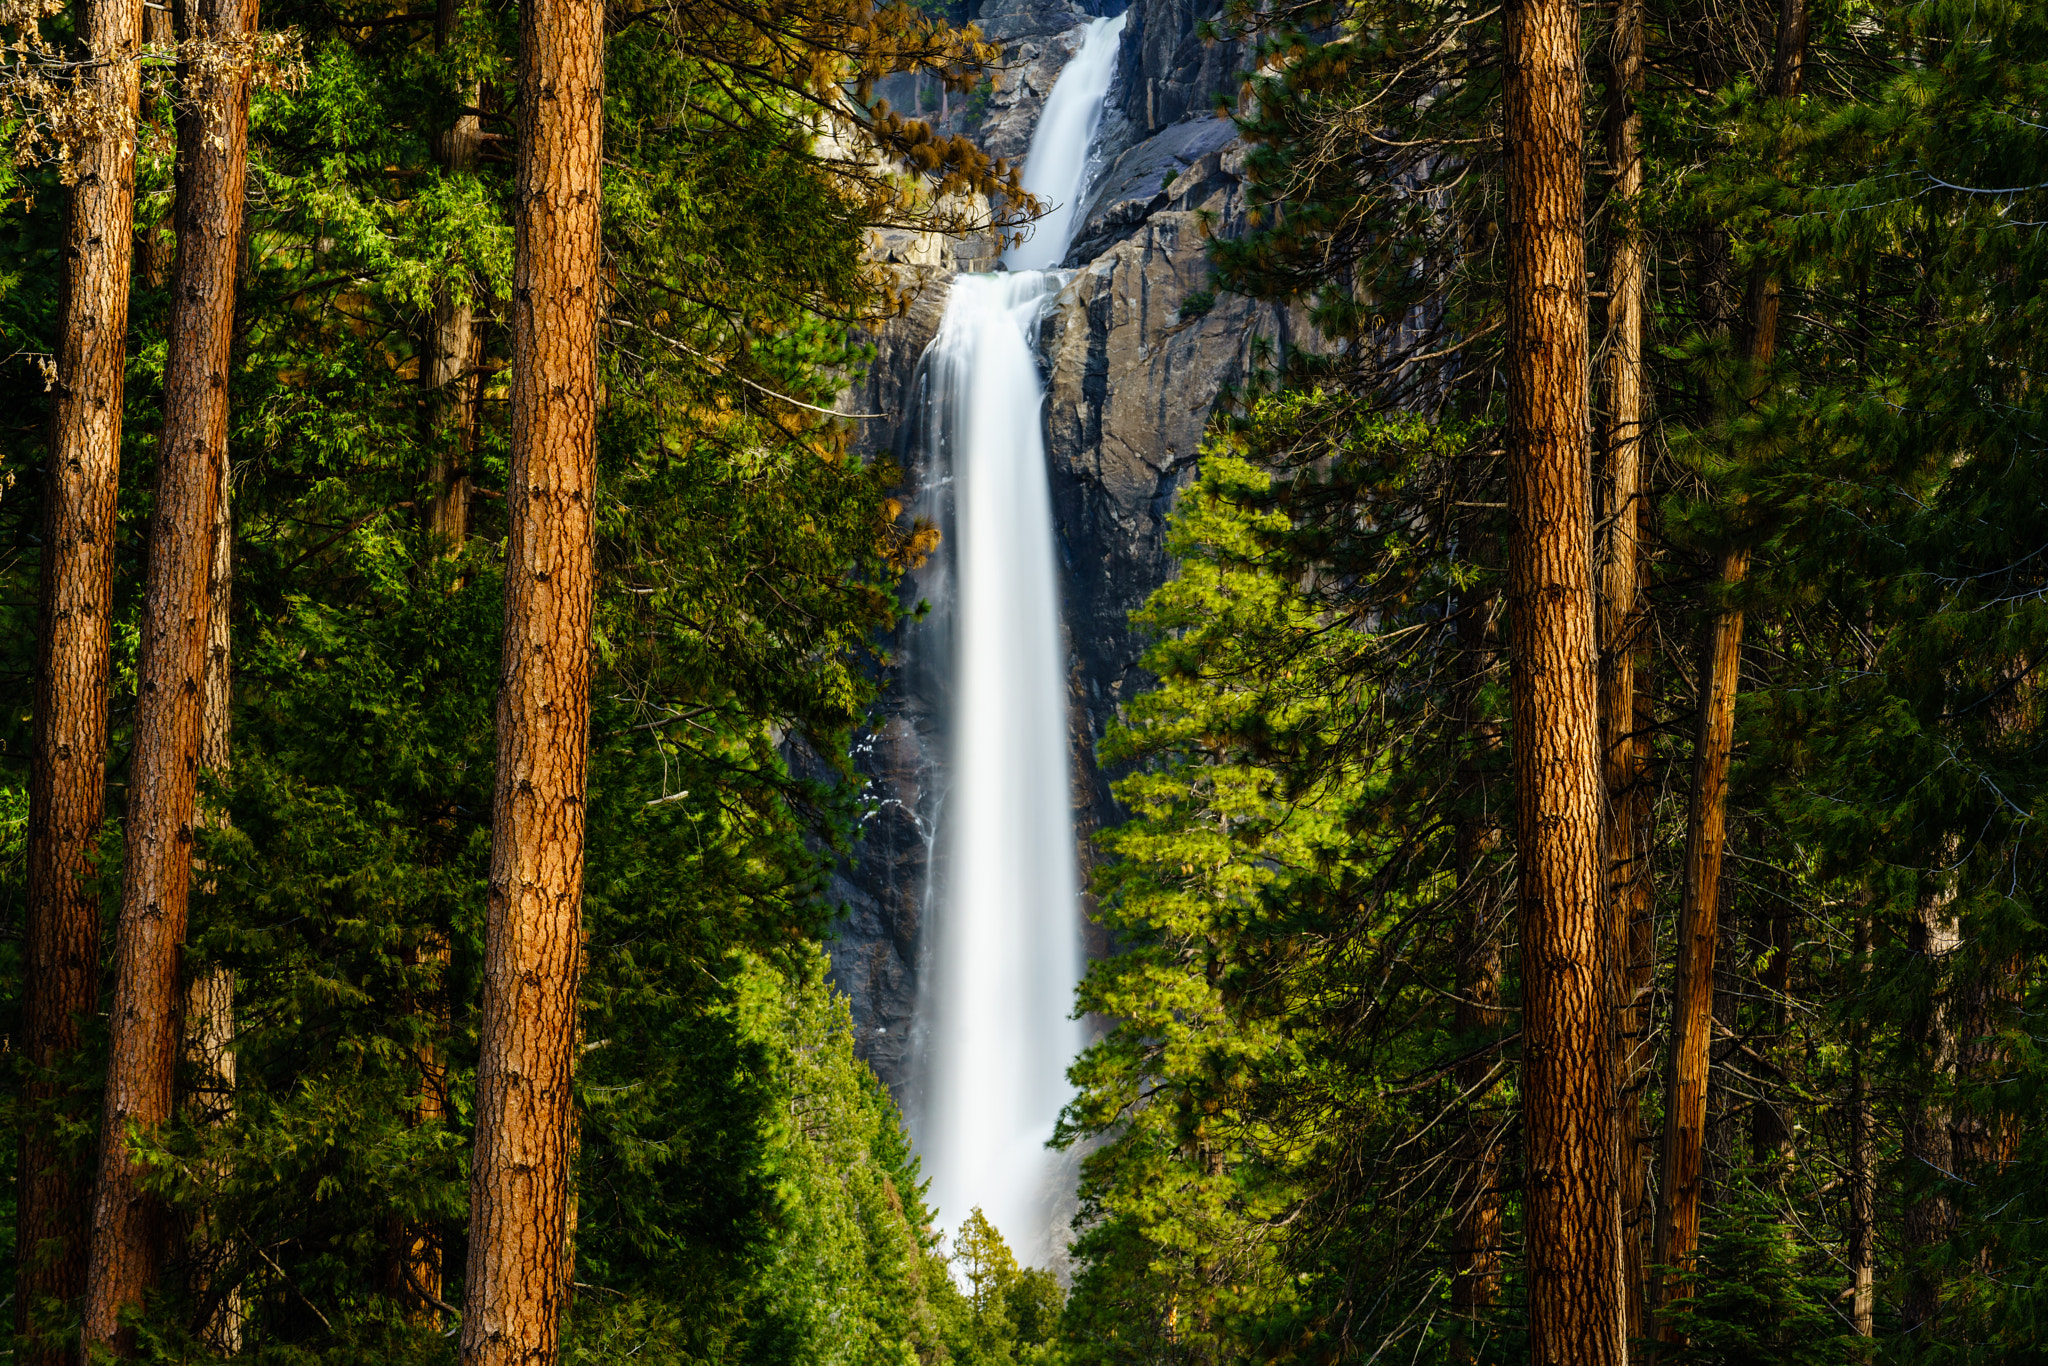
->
[830,0,1280,1101]
[1039,138,1294,877]
[1094,0,1249,162]
[824,713,938,1092]
[970,3,1097,165]
[1065,112,1238,264]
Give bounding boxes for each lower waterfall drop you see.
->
[911,11,1127,1270]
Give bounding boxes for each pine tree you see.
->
[14,0,144,1353]
[457,0,603,1354]
[1501,0,1620,1350]
[1596,0,1654,1335]
[79,0,256,1346]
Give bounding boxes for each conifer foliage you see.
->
[1056,0,2048,1359]
[0,0,1027,1356]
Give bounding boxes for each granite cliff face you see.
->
[827,0,1290,1099]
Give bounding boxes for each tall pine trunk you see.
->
[1502,0,1621,1352]
[1651,0,1805,1331]
[79,0,255,1348]
[1597,0,1650,1336]
[16,0,144,1354]
[456,0,602,1351]
[1651,569,1745,1331]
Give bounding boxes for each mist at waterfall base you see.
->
[908,11,1126,1273]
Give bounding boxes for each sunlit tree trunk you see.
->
[1651,0,1805,1333]
[1502,0,1621,1352]
[79,0,254,1348]
[15,0,144,1356]
[1652,575,1745,1335]
[456,0,602,1352]
[1597,0,1650,1337]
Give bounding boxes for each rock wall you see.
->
[828,0,1288,1100]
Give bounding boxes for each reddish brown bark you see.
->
[1503,0,1621,1352]
[456,0,602,1353]
[1652,558,1747,1334]
[79,0,255,1349]
[1597,0,1650,1338]
[15,0,144,1356]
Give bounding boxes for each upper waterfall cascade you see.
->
[911,11,1127,1270]
[1003,11,1129,272]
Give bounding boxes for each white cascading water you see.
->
[1003,10,1128,272]
[914,10,1127,1270]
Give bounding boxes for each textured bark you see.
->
[1701,840,1742,1199]
[79,0,254,1349]
[423,0,483,548]
[1597,0,1650,1338]
[182,445,240,1351]
[1651,549,1747,1336]
[456,0,602,1353]
[16,0,144,1356]
[1503,0,1621,1354]
[1449,571,1504,1361]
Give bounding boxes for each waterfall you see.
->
[911,11,1126,1271]
[1003,11,1128,272]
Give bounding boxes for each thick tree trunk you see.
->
[1598,0,1650,1339]
[1449,569,1504,1361]
[16,0,144,1356]
[78,0,255,1349]
[456,0,602,1353]
[1502,0,1621,1354]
